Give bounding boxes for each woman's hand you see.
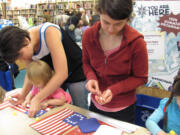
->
[28,98,41,117]
[22,92,32,108]
[86,80,101,95]
[157,131,168,135]
[22,99,31,108]
[40,101,48,110]
[9,93,25,106]
[95,89,113,105]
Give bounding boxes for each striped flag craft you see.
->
[0,100,26,113]
[0,100,11,110]
[0,91,27,113]
[30,108,87,135]
[65,120,115,135]
[0,99,49,116]
[25,109,47,118]
[0,91,49,117]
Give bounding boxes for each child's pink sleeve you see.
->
[51,88,72,104]
[31,86,39,96]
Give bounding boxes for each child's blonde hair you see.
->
[0,86,6,103]
[27,60,54,84]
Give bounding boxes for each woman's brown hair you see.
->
[97,0,133,20]
[0,26,30,63]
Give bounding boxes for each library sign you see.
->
[131,0,180,90]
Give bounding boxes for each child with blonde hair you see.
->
[0,86,6,103]
[23,60,72,109]
[146,72,180,135]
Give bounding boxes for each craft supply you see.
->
[12,111,17,116]
[93,125,123,135]
[30,108,75,135]
[169,130,177,135]
[78,118,100,133]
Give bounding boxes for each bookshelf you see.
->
[6,8,36,26]
[0,5,2,16]
[5,3,37,27]
[3,0,98,26]
[0,2,6,18]
[36,2,56,24]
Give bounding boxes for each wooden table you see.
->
[0,103,150,135]
[0,107,39,135]
[0,90,150,135]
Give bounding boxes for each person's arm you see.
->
[82,44,100,94]
[82,29,97,81]
[41,96,65,109]
[107,38,148,96]
[21,73,33,98]
[146,98,168,135]
[29,26,68,117]
[146,108,169,135]
[82,29,101,95]
[10,72,33,105]
[146,107,164,135]
[22,91,33,107]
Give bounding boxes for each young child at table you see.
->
[146,72,180,135]
[0,86,6,103]
[23,60,72,109]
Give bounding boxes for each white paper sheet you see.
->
[93,125,123,135]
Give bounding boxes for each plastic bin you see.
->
[135,94,163,128]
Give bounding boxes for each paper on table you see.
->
[88,112,137,133]
[93,125,123,135]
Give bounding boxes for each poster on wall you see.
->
[131,0,180,90]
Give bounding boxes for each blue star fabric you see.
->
[78,118,100,133]
[25,109,47,118]
[63,112,87,126]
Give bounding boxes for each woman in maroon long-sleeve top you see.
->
[82,0,148,123]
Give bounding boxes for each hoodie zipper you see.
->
[102,54,107,86]
[105,55,107,64]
